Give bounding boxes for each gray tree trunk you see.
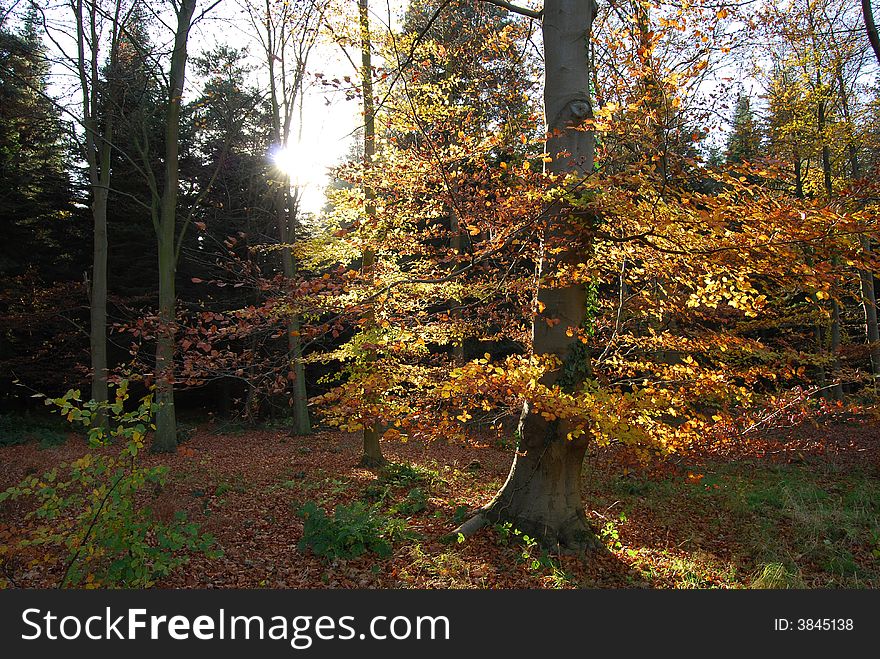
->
[834,64,880,376]
[457,0,601,552]
[260,0,314,436]
[280,187,311,435]
[358,0,385,468]
[864,0,880,66]
[152,0,197,452]
[89,182,110,417]
[73,0,124,425]
[450,206,464,366]
[858,241,880,376]
[817,69,843,400]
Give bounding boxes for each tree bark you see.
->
[793,151,803,199]
[834,63,880,376]
[458,0,600,552]
[89,183,109,417]
[281,187,311,435]
[152,0,197,452]
[863,0,880,66]
[262,0,314,437]
[816,68,843,400]
[858,239,880,376]
[358,0,386,468]
[450,206,465,366]
[73,0,123,424]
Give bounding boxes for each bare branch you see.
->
[479,0,543,20]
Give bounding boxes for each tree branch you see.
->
[479,0,543,20]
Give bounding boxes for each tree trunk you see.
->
[830,299,843,399]
[357,0,385,468]
[835,65,880,377]
[262,0,313,436]
[863,0,880,66]
[280,187,311,435]
[153,228,178,452]
[450,205,464,365]
[816,72,843,400]
[457,0,600,552]
[74,0,121,425]
[89,158,110,424]
[152,0,197,452]
[360,427,385,468]
[859,238,880,376]
[488,405,601,550]
[793,152,803,199]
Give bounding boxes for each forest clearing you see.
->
[2,412,878,589]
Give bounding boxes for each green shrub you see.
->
[298,500,400,560]
[0,413,68,448]
[378,462,438,488]
[0,381,220,588]
[391,487,428,515]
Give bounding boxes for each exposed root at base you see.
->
[358,454,387,469]
[441,509,606,555]
[441,512,489,543]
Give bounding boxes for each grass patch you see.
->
[750,562,806,589]
[588,459,880,588]
[399,544,479,588]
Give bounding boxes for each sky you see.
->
[21,0,409,215]
[196,0,409,214]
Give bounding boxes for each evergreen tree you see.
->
[0,9,89,399]
[0,9,82,280]
[725,92,762,164]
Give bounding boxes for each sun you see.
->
[269,145,309,185]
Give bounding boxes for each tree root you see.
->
[441,508,605,555]
[440,511,489,544]
[358,454,387,469]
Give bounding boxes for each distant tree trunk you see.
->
[259,0,315,436]
[817,73,833,200]
[835,63,880,376]
[280,186,311,435]
[152,0,197,453]
[73,0,124,425]
[450,206,465,365]
[857,244,880,376]
[793,151,803,199]
[816,69,843,400]
[455,0,601,552]
[89,179,109,417]
[358,0,385,468]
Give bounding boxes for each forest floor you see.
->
[1,414,879,589]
